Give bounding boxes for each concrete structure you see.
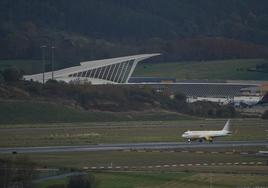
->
[137,82,260,96]
[24,52,267,107]
[129,77,176,84]
[134,82,264,106]
[24,54,160,84]
[187,96,232,105]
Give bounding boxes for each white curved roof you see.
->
[56,53,160,77]
[81,54,160,66]
[24,53,160,84]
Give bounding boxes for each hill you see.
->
[0,80,236,124]
[0,100,192,124]
[1,0,268,68]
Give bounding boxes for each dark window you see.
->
[86,70,92,77]
[113,62,124,82]
[82,71,87,77]
[107,64,116,81]
[122,60,134,83]
[102,65,111,79]
[98,67,106,79]
[109,64,119,81]
[91,69,96,78]
[94,68,101,78]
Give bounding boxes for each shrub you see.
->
[262,110,268,119]
[67,174,97,188]
[0,71,4,83]
[0,156,36,188]
[47,184,66,188]
[2,68,23,82]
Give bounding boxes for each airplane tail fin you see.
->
[222,119,231,132]
[257,92,268,105]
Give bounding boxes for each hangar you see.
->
[24,54,160,84]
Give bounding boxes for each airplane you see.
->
[232,92,268,107]
[181,119,232,143]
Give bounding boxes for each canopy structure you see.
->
[24,54,160,84]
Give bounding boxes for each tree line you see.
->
[0,156,36,188]
[0,70,236,118]
[1,0,268,42]
[0,155,97,188]
[0,0,268,68]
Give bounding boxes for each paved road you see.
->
[33,172,87,183]
[0,140,267,154]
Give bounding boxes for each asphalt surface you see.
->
[0,140,267,154]
[33,172,87,183]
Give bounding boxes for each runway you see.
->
[0,140,267,154]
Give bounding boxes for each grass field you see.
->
[37,172,268,188]
[0,119,266,147]
[16,148,265,169]
[94,172,268,188]
[38,178,67,188]
[3,144,268,187]
[22,148,268,187]
[0,100,192,124]
[0,118,267,187]
[134,58,268,80]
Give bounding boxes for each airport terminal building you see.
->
[24,54,160,84]
[24,53,267,106]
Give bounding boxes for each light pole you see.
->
[40,45,47,84]
[51,46,56,80]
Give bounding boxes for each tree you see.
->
[0,71,4,83]
[174,93,187,102]
[2,67,22,82]
[262,110,268,119]
[67,174,97,188]
[0,158,13,188]
[47,184,66,188]
[14,156,36,188]
[0,156,36,188]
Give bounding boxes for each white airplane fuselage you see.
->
[182,120,232,142]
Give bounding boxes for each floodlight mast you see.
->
[40,45,47,84]
[51,46,56,80]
